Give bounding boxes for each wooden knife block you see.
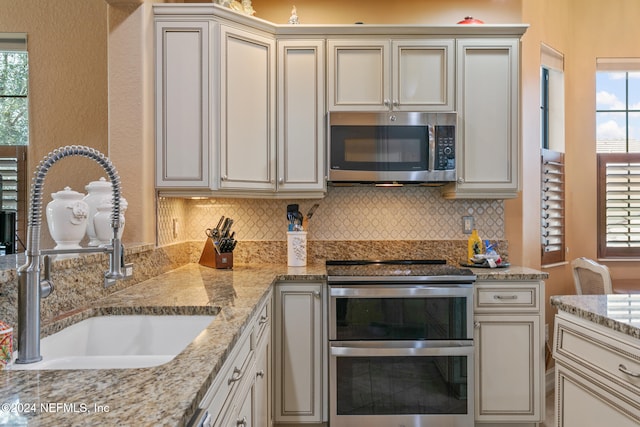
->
[199,238,233,269]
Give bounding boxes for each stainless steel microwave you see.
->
[327,111,457,184]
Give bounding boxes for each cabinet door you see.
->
[443,38,520,199]
[327,39,389,111]
[277,40,326,192]
[556,364,640,427]
[474,314,541,422]
[274,282,324,423]
[254,329,270,427]
[392,39,454,111]
[219,25,276,190]
[155,21,213,188]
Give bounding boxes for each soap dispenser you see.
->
[467,229,483,262]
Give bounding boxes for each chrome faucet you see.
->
[16,145,127,364]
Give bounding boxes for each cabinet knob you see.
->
[457,177,464,184]
[256,370,265,378]
[313,290,321,298]
[258,315,269,325]
[221,175,228,181]
[474,321,481,329]
[279,178,284,184]
[236,417,247,427]
[384,99,391,107]
[393,100,399,106]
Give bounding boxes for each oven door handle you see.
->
[329,285,472,298]
[330,341,473,357]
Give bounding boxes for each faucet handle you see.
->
[40,255,54,298]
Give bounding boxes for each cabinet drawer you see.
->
[475,283,539,312]
[206,328,253,425]
[555,315,640,397]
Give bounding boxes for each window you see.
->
[596,59,640,258]
[0,33,27,254]
[540,44,566,265]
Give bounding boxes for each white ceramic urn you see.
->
[46,187,89,251]
[93,197,128,245]
[83,177,112,246]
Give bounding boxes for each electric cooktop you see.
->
[325,259,475,282]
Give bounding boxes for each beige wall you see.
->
[0,0,109,248]
[251,0,521,25]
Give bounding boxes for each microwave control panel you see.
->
[433,125,455,170]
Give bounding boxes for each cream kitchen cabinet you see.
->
[273,281,327,424]
[474,280,545,425]
[198,291,272,427]
[219,24,276,192]
[327,38,454,112]
[554,310,640,427]
[155,20,214,189]
[442,38,521,199]
[276,39,326,193]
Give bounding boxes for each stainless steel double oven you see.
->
[327,260,476,427]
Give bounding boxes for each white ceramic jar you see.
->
[84,177,112,247]
[46,187,89,251]
[93,197,128,245]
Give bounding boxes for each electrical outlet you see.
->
[462,216,474,234]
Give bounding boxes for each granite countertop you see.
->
[551,294,640,340]
[0,261,546,426]
[0,263,324,427]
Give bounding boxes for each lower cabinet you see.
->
[198,290,272,427]
[273,281,327,424]
[474,280,545,425]
[554,311,640,427]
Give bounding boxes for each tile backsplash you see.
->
[157,186,504,246]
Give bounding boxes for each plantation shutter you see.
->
[541,149,565,264]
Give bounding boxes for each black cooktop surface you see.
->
[325,259,475,279]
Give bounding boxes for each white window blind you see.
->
[541,149,565,264]
[598,153,640,257]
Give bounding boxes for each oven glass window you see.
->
[335,355,468,415]
[331,125,428,171]
[334,297,468,341]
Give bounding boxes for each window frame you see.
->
[596,61,640,259]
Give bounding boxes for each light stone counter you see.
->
[0,261,546,426]
[551,294,640,340]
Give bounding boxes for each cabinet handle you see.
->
[228,367,244,385]
[236,416,247,426]
[618,364,640,378]
[259,315,269,325]
[494,295,518,300]
[474,321,481,329]
[313,290,321,298]
[256,370,265,378]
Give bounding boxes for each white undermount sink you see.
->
[10,315,215,370]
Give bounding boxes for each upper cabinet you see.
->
[441,38,521,199]
[155,20,214,189]
[327,39,454,112]
[218,25,276,192]
[154,4,526,199]
[277,39,326,193]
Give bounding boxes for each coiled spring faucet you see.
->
[16,145,127,364]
